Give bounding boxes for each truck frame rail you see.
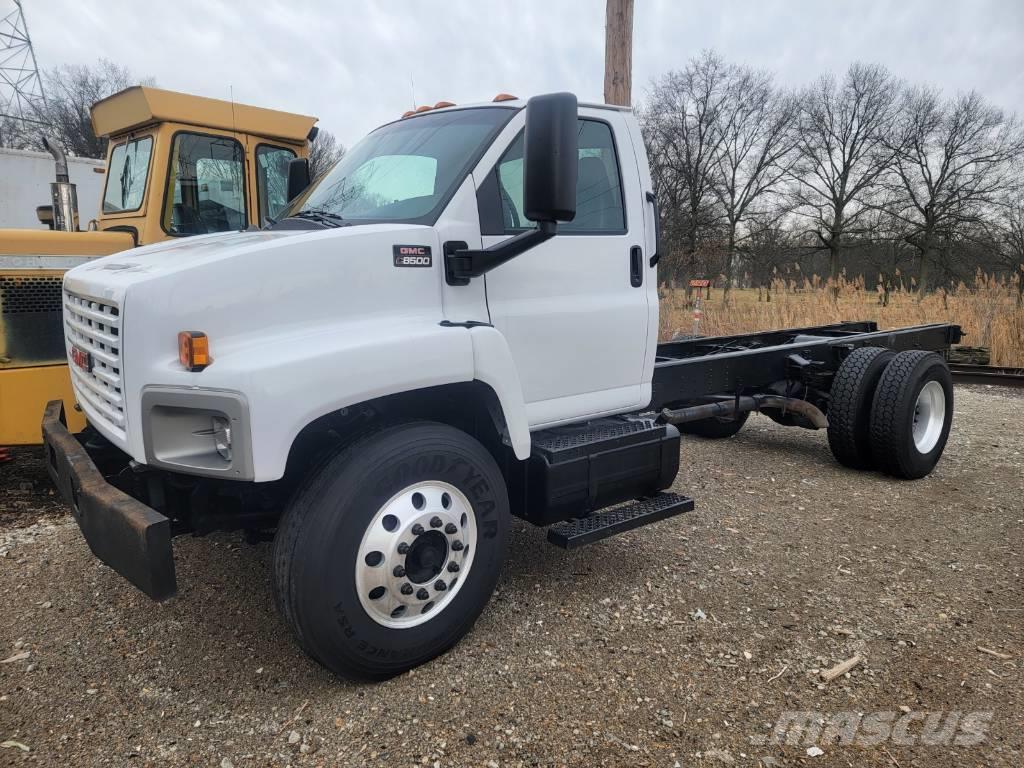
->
[651,321,963,409]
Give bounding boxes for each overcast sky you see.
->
[27,0,1024,148]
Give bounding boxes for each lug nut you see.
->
[447,562,460,573]
[444,523,458,534]
[397,542,410,555]
[416,588,430,600]
[400,583,414,595]
[411,524,425,536]
[430,516,442,528]
[393,565,406,578]
[434,579,447,591]
[451,540,464,551]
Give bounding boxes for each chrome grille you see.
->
[64,290,125,434]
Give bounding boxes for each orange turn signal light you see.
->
[178,331,211,371]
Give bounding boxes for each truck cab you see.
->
[43,93,959,681]
[0,86,317,444]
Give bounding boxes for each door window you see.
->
[256,144,296,225]
[490,119,626,234]
[163,133,246,235]
[102,136,153,213]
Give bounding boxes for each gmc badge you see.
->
[393,245,432,267]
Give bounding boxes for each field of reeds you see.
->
[658,272,1024,367]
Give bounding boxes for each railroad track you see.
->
[949,363,1024,389]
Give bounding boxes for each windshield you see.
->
[280,107,513,226]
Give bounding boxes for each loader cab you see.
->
[90,86,318,244]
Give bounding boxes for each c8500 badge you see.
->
[393,245,432,267]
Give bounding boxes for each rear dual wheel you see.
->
[869,350,953,479]
[828,347,953,479]
[273,422,509,680]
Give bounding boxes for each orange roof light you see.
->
[178,331,211,371]
[493,93,518,102]
[401,110,415,119]
[415,105,432,113]
[433,101,456,109]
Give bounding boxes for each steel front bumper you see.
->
[41,400,176,600]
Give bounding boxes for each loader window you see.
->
[163,132,247,235]
[256,144,296,225]
[102,136,153,213]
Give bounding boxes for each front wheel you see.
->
[273,421,509,680]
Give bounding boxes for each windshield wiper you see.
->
[289,209,348,228]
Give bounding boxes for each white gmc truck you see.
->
[43,93,961,680]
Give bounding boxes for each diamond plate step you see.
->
[546,492,694,549]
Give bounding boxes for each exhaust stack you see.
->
[41,135,79,232]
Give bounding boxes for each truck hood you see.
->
[63,224,432,301]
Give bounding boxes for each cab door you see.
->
[476,109,651,428]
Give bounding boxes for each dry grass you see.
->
[659,272,1024,367]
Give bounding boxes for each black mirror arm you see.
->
[445,220,556,285]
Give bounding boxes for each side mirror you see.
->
[36,205,55,230]
[523,92,578,224]
[286,157,311,201]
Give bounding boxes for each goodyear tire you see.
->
[273,421,509,680]
[827,346,896,469]
[869,351,953,479]
[678,411,749,439]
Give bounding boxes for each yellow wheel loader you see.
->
[0,86,317,445]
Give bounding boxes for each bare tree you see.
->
[642,51,731,282]
[710,66,797,300]
[791,63,902,291]
[882,88,1024,293]
[307,129,346,180]
[38,59,153,158]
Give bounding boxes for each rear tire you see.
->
[869,351,953,479]
[272,421,509,680]
[827,346,896,469]
[678,411,749,439]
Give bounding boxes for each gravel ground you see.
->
[1,385,1021,768]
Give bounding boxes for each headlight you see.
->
[211,416,232,461]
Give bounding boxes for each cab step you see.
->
[546,492,694,549]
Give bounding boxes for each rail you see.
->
[949,363,1024,389]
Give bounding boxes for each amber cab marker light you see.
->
[178,331,211,371]
[433,101,456,109]
[492,93,518,102]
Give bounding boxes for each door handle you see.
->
[629,246,643,288]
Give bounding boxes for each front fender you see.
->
[131,318,533,480]
[232,319,477,480]
[468,326,531,460]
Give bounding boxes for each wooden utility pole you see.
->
[603,0,634,106]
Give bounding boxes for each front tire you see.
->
[273,421,509,680]
[869,351,953,479]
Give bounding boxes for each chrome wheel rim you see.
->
[355,481,476,629]
[912,380,945,454]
